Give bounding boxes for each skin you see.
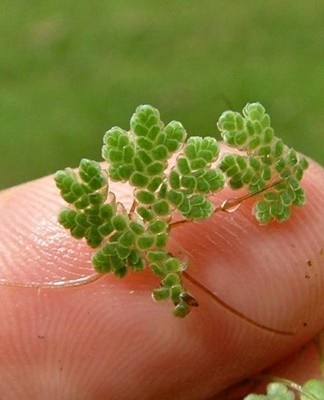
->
[1,158,324,400]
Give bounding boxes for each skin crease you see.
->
[0,158,324,399]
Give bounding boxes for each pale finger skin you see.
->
[0,159,324,400]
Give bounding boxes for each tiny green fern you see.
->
[55,102,308,317]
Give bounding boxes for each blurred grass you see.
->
[1,0,324,189]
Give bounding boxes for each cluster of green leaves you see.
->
[218,103,308,223]
[244,379,324,400]
[56,105,225,316]
[55,102,308,316]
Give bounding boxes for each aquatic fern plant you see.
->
[55,102,308,318]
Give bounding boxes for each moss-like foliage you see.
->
[218,103,308,223]
[55,102,308,317]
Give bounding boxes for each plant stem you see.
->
[170,178,285,230]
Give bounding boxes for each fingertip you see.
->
[1,156,324,399]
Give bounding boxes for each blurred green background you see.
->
[1,1,324,190]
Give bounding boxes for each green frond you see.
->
[57,102,309,317]
[218,102,308,223]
